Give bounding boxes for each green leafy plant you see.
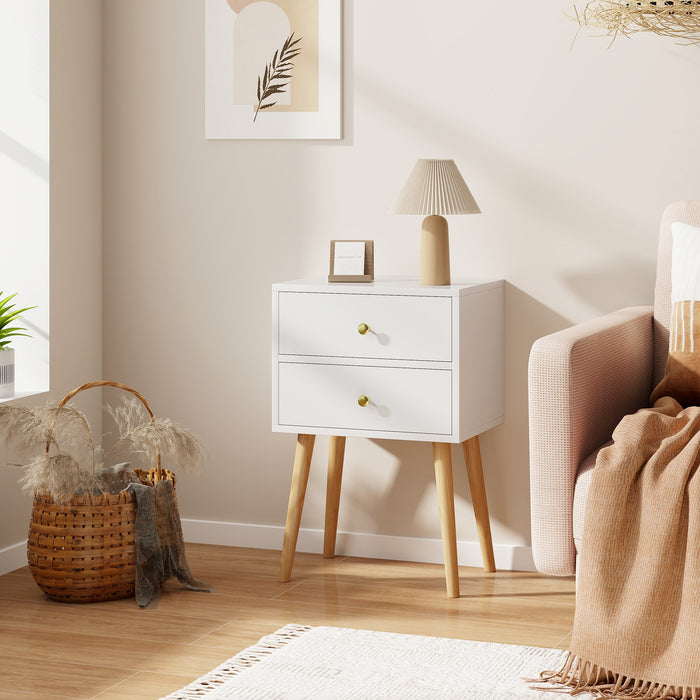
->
[254,33,302,122]
[0,292,36,350]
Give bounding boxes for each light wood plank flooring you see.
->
[0,544,576,699]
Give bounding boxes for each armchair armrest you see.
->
[528,306,654,576]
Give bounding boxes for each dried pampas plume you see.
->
[1,395,205,499]
[0,405,47,455]
[18,453,95,502]
[572,1,700,45]
[106,397,206,474]
[0,402,95,458]
[0,402,101,500]
[38,404,97,467]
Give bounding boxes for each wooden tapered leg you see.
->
[323,436,346,559]
[432,442,460,598]
[279,434,316,582]
[462,435,496,573]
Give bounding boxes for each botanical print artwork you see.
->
[205,0,341,139]
[231,1,316,117]
[253,33,302,122]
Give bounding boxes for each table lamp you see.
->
[391,159,481,286]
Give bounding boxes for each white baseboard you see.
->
[0,541,27,576]
[181,519,535,572]
[0,524,535,576]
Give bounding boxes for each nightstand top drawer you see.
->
[276,291,452,362]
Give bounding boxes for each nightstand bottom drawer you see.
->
[277,363,452,435]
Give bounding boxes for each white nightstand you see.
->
[272,277,504,597]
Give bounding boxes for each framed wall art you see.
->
[205,0,342,140]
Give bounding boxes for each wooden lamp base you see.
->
[420,215,450,286]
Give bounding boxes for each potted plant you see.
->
[0,292,36,399]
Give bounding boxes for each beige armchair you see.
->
[528,201,700,576]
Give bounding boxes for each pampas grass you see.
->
[106,397,205,474]
[39,404,98,470]
[1,396,205,500]
[0,403,95,456]
[18,453,96,501]
[572,0,700,44]
[0,405,47,455]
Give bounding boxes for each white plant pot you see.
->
[0,348,15,398]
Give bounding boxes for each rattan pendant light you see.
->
[573,0,700,44]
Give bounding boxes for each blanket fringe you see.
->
[161,623,312,699]
[534,652,700,700]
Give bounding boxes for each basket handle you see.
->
[45,380,162,479]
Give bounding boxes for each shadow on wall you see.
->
[561,257,656,315]
[483,283,570,540]
[366,439,435,537]
[337,283,571,545]
[0,130,48,182]
[353,54,651,267]
[0,445,34,548]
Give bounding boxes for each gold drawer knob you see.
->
[357,323,370,335]
[357,395,370,407]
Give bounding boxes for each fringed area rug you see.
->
[163,624,590,699]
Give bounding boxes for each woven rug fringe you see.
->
[161,623,312,699]
[536,652,700,700]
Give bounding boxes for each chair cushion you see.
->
[573,441,612,554]
[653,202,700,387]
[651,222,700,406]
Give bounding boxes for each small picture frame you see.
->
[328,240,374,283]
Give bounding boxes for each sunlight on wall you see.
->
[0,0,49,396]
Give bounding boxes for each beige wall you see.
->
[0,1,102,553]
[100,1,700,559]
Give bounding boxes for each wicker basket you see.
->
[26,381,176,604]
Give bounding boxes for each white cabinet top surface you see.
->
[272,277,503,297]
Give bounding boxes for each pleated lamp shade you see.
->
[391,159,480,216]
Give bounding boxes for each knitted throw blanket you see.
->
[544,396,700,699]
[126,479,211,607]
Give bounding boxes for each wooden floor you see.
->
[0,544,576,700]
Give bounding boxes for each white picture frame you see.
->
[205,0,342,140]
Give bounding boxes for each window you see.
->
[0,0,49,397]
